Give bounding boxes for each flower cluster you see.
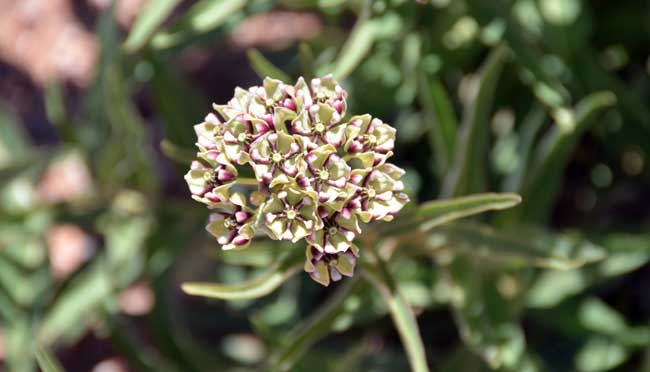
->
[185,75,409,286]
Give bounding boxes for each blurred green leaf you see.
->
[298,42,316,80]
[418,72,459,176]
[38,261,112,344]
[247,49,292,82]
[268,277,363,371]
[332,18,378,79]
[428,223,606,270]
[35,346,65,372]
[499,104,546,194]
[516,91,616,223]
[123,0,182,52]
[182,251,303,300]
[441,45,508,197]
[444,257,528,370]
[0,103,29,168]
[575,337,628,372]
[527,233,650,308]
[151,0,246,49]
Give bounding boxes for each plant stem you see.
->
[364,249,431,372]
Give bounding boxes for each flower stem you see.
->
[364,246,431,372]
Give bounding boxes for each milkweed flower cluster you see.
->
[185,75,409,286]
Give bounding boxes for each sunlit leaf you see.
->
[35,346,65,372]
[575,337,628,372]
[182,251,303,300]
[151,0,247,49]
[382,192,521,236]
[364,260,430,372]
[123,0,182,52]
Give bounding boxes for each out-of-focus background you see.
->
[0,0,649,371]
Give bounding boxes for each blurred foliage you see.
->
[1,0,649,371]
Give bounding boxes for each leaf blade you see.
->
[182,252,303,300]
[123,0,182,52]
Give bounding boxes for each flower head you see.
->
[186,75,409,286]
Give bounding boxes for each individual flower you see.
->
[263,189,322,242]
[221,114,271,164]
[206,193,255,250]
[185,152,237,207]
[304,245,358,287]
[248,78,298,123]
[249,132,303,188]
[292,103,345,149]
[194,112,224,152]
[309,75,347,116]
[296,144,350,208]
[307,206,361,254]
[345,115,396,166]
[348,163,410,223]
[213,87,253,121]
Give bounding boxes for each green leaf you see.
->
[418,72,459,176]
[182,252,303,300]
[429,223,606,270]
[148,54,206,148]
[151,0,246,49]
[443,257,528,370]
[39,261,113,344]
[35,346,65,372]
[364,256,430,372]
[298,42,316,80]
[123,0,182,52]
[246,49,292,82]
[332,19,377,80]
[526,233,650,308]
[575,337,628,372]
[160,139,197,164]
[516,91,616,223]
[268,277,363,371]
[0,103,29,169]
[383,192,521,235]
[441,45,508,197]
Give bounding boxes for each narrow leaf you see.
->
[441,45,508,197]
[35,346,65,372]
[182,252,303,300]
[332,19,377,80]
[268,277,363,371]
[160,139,196,165]
[364,258,430,372]
[382,192,521,236]
[151,0,246,49]
[517,91,616,223]
[246,49,292,82]
[418,72,459,176]
[123,0,182,52]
